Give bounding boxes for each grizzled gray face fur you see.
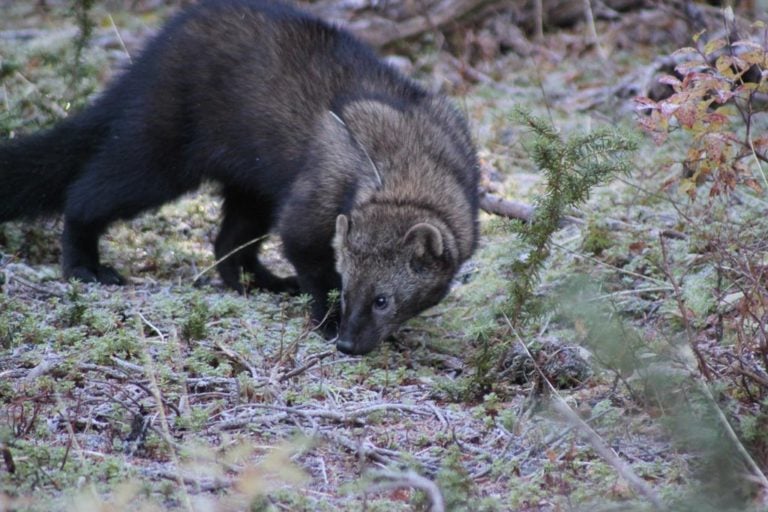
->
[333,210,458,355]
[320,99,477,356]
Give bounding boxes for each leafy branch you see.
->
[635,22,768,198]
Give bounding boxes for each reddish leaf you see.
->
[660,101,680,117]
[389,489,411,502]
[744,178,763,193]
[676,60,707,73]
[704,111,729,126]
[752,134,768,150]
[675,103,699,129]
[634,96,658,110]
[713,88,734,104]
[658,74,682,87]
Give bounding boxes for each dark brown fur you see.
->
[0,0,479,354]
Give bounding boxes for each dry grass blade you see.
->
[506,315,665,511]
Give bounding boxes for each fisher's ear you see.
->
[403,222,444,273]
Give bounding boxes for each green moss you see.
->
[581,222,614,256]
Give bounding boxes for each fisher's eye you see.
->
[373,295,389,311]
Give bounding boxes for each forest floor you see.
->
[1,2,768,511]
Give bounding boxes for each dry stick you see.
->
[583,0,607,60]
[152,468,233,493]
[324,430,395,465]
[215,340,260,380]
[732,364,768,388]
[14,70,68,118]
[136,316,195,512]
[218,403,433,426]
[192,234,269,284]
[658,235,712,381]
[505,316,665,511]
[210,403,431,466]
[480,191,687,239]
[7,274,65,298]
[22,354,64,383]
[337,0,490,47]
[479,192,535,222]
[53,392,102,501]
[444,54,528,96]
[366,469,445,512]
[550,240,669,286]
[138,311,165,342]
[279,350,335,381]
[696,378,768,490]
[533,0,544,41]
[590,286,674,302]
[748,133,768,190]
[479,192,581,226]
[658,241,768,489]
[548,399,664,507]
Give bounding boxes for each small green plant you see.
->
[68,0,96,95]
[63,284,87,327]
[581,222,614,256]
[403,448,471,511]
[182,295,209,341]
[467,108,636,396]
[507,107,637,325]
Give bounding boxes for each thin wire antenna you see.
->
[329,110,383,189]
[107,13,132,64]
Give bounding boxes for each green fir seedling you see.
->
[68,0,95,95]
[507,107,637,326]
[468,108,637,396]
[63,283,87,327]
[181,295,209,341]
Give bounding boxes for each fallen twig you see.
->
[506,316,665,510]
[479,192,536,222]
[150,468,233,493]
[6,274,65,298]
[366,469,445,512]
[480,191,687,239]
[215,340,260,380]
[210,402,435,432]
[278,350,335,381]
[694,377,768,491]
[308,0,491,47]
[324,431,399,466]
